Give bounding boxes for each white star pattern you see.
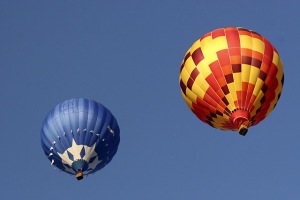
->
[57,139,102,175]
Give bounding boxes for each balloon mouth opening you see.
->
[72,159,88,180]
[230,109,251,136]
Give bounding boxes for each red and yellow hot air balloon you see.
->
[179,27,284,136]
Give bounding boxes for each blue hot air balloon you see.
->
[40,98,120,180]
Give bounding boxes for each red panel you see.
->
[234,100,239,108]
[217,77,227,87]
[244,83,255,108]
[187,78,194,90]
[264,79,278,103]
[222,65,233,75]
[190,68,200,80]
[221,121,236,130]
[212,28,225,39]
[229,48,240,55]
[248,94,257,112]
[252,50,263,58]
[225,28,240,48]
[193,101,211,115]
[238,28,252,37]
[251,31,262,40]
[241,82,249,108]
[216,88,225,99]
[203,89,219,109]
[217,49,231,66]
[192,48,205,65]
[209,61,223,79]
[263,39,274,61]
[264,64,278,87]
[180,80,187,95]
[260,56,272,73]
[241,48,252,57]
[195,96,210,108]
[205,87,227,110]
[236,91,242,107]
[206,73,221,92]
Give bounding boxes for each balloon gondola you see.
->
[40,98,120,180]
[179,27,284,136]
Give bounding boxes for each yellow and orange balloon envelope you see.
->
[179,27,284,135]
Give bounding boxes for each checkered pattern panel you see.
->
[179,27,284,131]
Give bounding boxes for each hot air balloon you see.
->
[40,98,120,180]
[179,27,284,136]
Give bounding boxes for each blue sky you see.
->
[1,1,299,199]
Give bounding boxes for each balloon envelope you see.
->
[40,98,120,179]
[179,27,284,135]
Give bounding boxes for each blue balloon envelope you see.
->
[40,98,120,180]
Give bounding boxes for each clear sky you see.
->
[1,1,299,199]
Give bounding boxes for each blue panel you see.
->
[59,109,73,148]
[83,101,98,147]
[68,100,80,144]
[78,98,88,145]
[89,156,97,164]
[67,151,74,161]
[87,104,106,146]
[79,146,85,158]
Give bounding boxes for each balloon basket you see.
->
[238,125,248,136]
[76,170,83,180]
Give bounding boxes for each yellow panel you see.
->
[201,46,218,65]
[221,114,230,120]
[272,52,284,80]
[248,67,260,84]
[200,35,219,64]
[252,90,264,108]
[194,74,209,92]
[200,35,213,50]
[211,115,233,130]
[240,35,253,49]
[227,82,238,102]
[212,114,230,125]
[184,56,197,74]
[189,40,201,54]
[212,36,228,52]
[185,87,198,103]
[252,79,264,97]
[190,82,206,99]
[267,82,282,116]
[180,69,191,85]
[250,91,264,116]
[225,93,235,111]
[275,57,284,78]
[272,51,280,65]
[251,38,265,54]
[250,102,260,116]
[275,82,283,96]
[196,60,212,79]
[242,64,251,82]
[233,73,242,91]
[203,46,218,64]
